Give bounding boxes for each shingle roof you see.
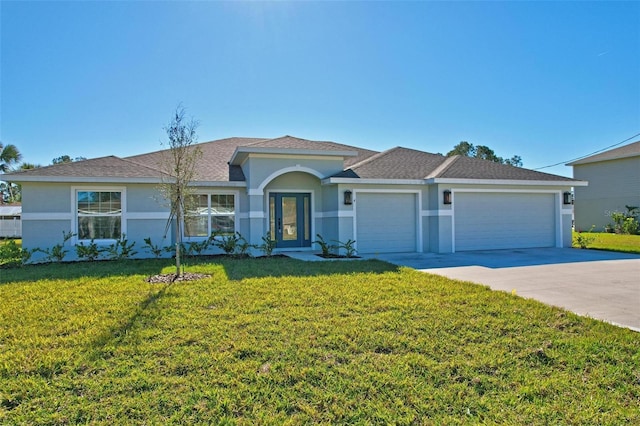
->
[567,141,640,165]
[245,135,378,168]
[340,147,447,179]
[438,155,576,181]
[2,156,167,179]
[126,137,267,182]
[2,135,577,184]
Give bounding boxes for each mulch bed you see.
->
[146,272,211,283]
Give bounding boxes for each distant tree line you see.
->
[0,143,85,203]
[446,141,523,167]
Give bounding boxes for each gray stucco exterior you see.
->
[572,156,640,231]
[5,136,582,261]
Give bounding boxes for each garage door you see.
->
[356,192,417,254]
[454,192,556,251]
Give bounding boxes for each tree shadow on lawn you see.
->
[0,256,400,285]
[0,258,172,285]
[210,256,400,281]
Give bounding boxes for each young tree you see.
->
[157,106,201,277]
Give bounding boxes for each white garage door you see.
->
[356,192,417,254]
[454,192,556,251]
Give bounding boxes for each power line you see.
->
[533,132,640,171]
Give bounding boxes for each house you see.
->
[567,141,640,231]
[3,136,584,260]
[0,204,21,238]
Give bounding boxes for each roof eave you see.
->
[1,176,166,184]
[322,177,427,185]
[567,152,640,166]
[426,178,588,186]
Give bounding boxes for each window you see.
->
[185,193,236,238]
[77,191,122,240]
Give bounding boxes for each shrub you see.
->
[33,231,75,263]
[75,239,103,261]
[0,240,31,268]
[257,232,277,257]
[210,231,251,256]
[622,217,639,235]
[313,234,336,256]
[142,237,165,258]
[573,226,596,249]
[105,234,137,260]
[334,238,357,258]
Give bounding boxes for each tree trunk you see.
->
[175,197,181,277]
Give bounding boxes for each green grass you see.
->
[1,257,639,424]
[572,231,640,254]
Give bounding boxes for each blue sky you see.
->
[1,1,638,177]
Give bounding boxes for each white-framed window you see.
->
[76,189,124,241]
[185,192,237,238]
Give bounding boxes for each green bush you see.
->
[622,217,639,235]
[573,226,596,249]
[257,232,277,256]
[0,240,30,268]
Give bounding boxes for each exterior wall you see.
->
[20,182,231,261]
[573,157,640,231]
[244,156,344,193]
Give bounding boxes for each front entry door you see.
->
[269,193,311,248]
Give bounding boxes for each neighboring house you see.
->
[0,204,21,238]
[568,141,640,232]
[3,136,584,260]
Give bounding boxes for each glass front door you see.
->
[269,193,311,248]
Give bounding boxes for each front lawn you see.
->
[1,257,638,424]
[572,231,640,254]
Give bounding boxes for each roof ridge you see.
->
[347,146,400,170]
[425,155,460,179]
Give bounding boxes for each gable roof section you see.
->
[567,141,640,165]
[436,155,576,182]
[242,135,378,168]
[2,156,168,182]
[126,137,267,182]
[339,147,447,179]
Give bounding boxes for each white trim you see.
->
[71,186,127,244]
[316,210,355,219]
[255,166,325,195]
[126,212,170,220]
[427,178,587,186]
[449,188,564,252]
[244,211,265,219]
[353,189,422,253]
[188,181,247,188]
[21,212,73,221]
[9,176,164,184]
[561,208,574,215]
[182,190,240,241]
[322,177,426,185]
[421,210,452,217]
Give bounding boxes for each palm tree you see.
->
[1,142,23,203]
[0,142,22,173]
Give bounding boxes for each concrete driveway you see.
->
[365,248,640,332]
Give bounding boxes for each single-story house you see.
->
[3,136,585,260]
[0,204,21,238]
[567,141,640,232]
